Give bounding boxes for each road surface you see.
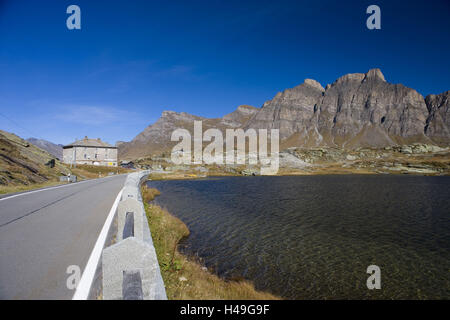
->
[0,175,127,299]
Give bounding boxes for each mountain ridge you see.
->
[119,69,449,160]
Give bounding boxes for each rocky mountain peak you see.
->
[246,68,440,147]
[330,69,386,88]
[236,105,258,114]
[161,110,205,121]
[303,79,324,91]
[221,105,258,128]
[364,68,386,82]
[333,72,365,85]
[161,110,177,117]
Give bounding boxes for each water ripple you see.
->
[149,175,450,299]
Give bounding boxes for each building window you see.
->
[84,154,87,159]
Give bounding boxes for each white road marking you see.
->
[72,187,124,300]
[0,175,119,202]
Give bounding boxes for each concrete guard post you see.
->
[102,171,167,300]
[103,237,159,299]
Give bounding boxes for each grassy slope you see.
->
[0,130,70,193]
[0,130,132,195]
[141,185,280,300]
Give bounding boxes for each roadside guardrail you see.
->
[102,171,167,300]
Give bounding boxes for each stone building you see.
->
[63,136,118,167]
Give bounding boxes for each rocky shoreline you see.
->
[131,142,449,177]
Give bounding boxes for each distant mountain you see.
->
[119,69,449,160]
[0,130,69,186]
[27,138,63,160]
[119,105,258,159]
[115,141,127,148]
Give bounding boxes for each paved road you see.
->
[0,175,127,299]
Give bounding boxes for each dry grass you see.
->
[0,165,131,195]
[142,185,161,202]
[0,180,67,195]
[0,130,70,188]
[141,185,280,300]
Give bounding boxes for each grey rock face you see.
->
[425,91,450,143]
[304,79,325,91]
[246,68,432,148]
[244,79,324,139]
[221,105,258,127]
[317,68,428,144]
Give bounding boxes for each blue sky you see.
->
[0,0,449,145]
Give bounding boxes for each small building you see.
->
[120,160,135,169]
[63,136,118,167]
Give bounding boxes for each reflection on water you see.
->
[148,175,450,299]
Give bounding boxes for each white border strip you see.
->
[72,187,124,300]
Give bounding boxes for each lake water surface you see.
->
[147,175,450,299]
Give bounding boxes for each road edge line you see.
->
[72,187,124,300]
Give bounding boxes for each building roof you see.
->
[63,136,117,149]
